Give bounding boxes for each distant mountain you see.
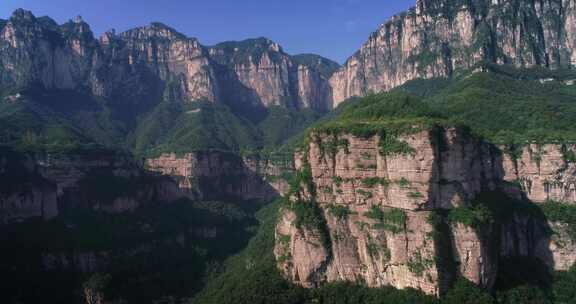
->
[0,9,339,154]
[0,10,338,111]
[330,0,576,105]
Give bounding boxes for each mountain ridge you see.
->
[329,0,576,105]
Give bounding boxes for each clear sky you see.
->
[0,0,414,63]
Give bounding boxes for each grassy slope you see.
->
[319,64,576,145]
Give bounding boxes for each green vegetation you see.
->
[408,191,424,199]
[496,285,550,304]
[443,279,494,304]
[327,204,352,220]
[361,177,390,188]
[289,160,315,198]
[540,201,576,240]
[364,206,407,234]
[407,252,434,277]
[134,101,261,156]
[312,65,576,157]
[0,199,258,304]
[290,200,325,231]
[76,171,159,205]
[448,204,493,230]
[379,130,416,156]
[398,177,411,188]
[552,265,576,303]
[194,201,438,304]
[561,146,576,163]
[316,135,350,156]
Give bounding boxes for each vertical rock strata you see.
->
[275,127,576,295]
[0,148,182,222]
[330,0,576,106]
[0,11,337,111]
[146,151,294,201]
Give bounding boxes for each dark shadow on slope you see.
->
[427,126,555,295]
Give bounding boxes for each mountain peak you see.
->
[292,54,340,78]
[10,9,36,22]
[212,37,283,53]
[121,22,188,40]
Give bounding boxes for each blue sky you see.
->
[0,0,414,63]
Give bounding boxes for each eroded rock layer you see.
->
[146,151,294,201]
[0,147,181,222]
[0,10,338,111]
[275,127,576,295]
[330,0,576,105]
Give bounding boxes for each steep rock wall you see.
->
[275,127,576,295]
[330,0,576,105]
[0,10,337,111]
[0,148,182,222]
[146,151,294,201]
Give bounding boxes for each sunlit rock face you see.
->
[0,10,338,111]
[330,0,576,106]
[275,127,576,296]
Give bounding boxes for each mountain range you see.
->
[2,1,576,303]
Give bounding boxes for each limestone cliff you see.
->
[146,151,294,201]
[275,126,576,295]
[0,147,181,222]
[0,10,338,111]
[330,0,576,105]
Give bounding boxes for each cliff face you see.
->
[330,0,576,105]
[146,151,294,201]
[209,39,336,111]
[502,143,576,203]
[0,148,182,222]
[275,127,576,295]
[0,10,338,111]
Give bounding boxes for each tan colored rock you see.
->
[146,151,294,200]
[451,223,496,288]
[277,127,576,296]
[502,144,576,203]
[330,0,576,106]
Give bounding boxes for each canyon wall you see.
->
[0,147,181,222]
[0,10,338,111]
[4,1,576,114]
[275,127,576,295]
[146,151,294,201]
[330,0,576,105]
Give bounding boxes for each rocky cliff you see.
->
[209,39,337,111]
[274,126,576,295]
[146,151,294,201]
[0,147,181,222]
[330,0,576,105]
[0,9,338,111]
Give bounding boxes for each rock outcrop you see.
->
[330,0,576,105]
[0,10,338,111]
[0,147,182,222]
[502,143,576,203]
[146,151,294,201]
[275,126,576,295]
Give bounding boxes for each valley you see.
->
[1,0,576,303]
